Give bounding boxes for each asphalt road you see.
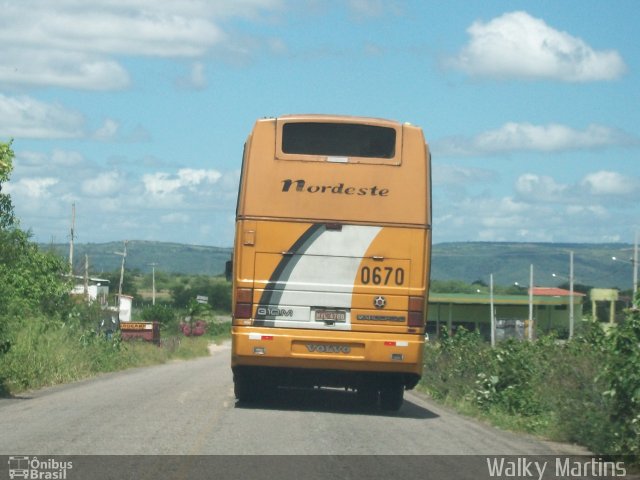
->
[0,343,595,480]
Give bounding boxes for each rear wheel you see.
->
[233,371,257,402]
[379,380,404,411]
[356,385,379,408]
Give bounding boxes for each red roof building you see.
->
[531,287,586,297]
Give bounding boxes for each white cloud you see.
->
[93,119,120,141]
[143,168,222,198]
[82,171,123,197]
[0,0,284,90]
[514,170,640,205]
[0,94,85,139]
[2,102,147,142]
[7,145,240,245]
[189,62,207,89]
[14,150,86,179]
[161,213,190,224]
[515,174,567,202]
[434,165,498,187]
[566,205,608,218]
[175,62,208,90]
[50,150,85,168]
[124,125,152,143]
[581,171,637,196]
[0,49,130,90]
[435,195,556,242]
[347,0,403,18]
[434,167,640,243]
[177,168,222,186]
[434,123,635,157]
[447,11,626,82]
[41,13,222,58]
[5,177,59,199]
[142,174,183,202]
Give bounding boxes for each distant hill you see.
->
[42,240,635,289]
[431,242,635,290]
[42,241,232,277]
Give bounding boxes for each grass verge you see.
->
[0,315,231,396]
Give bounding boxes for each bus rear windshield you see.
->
[282,122,396,159]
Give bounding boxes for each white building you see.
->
[70,276,110,303]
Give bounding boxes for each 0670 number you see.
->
[360,266,405,286]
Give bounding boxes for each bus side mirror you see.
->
[225,260,233,282]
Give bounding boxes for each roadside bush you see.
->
[422,328,491,401]
[541,330,611,451]
[423,328,552,428]
[486,337,554,416]
[421,314,640,461]
[207,321,231,339]
[170,276,230,312]
[601,311,640,459]
[140,304,177,328]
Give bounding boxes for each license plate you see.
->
[314,309,346,322]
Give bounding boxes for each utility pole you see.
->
[569,251,574,339]
[115,240,128,307]
[634,230,638,308]
[552,252,576,339]
[528,264,534,341]
[490,273,495,347]
[149,262,158,306]
[69,203,75,273]
[84,254,89,302]
[612,231,639,308]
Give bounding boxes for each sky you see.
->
[1,0,639,248]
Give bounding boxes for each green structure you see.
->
[589,288,619,325]
[427,287,585,340]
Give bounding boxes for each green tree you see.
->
[0,140,16,230]
[208,282,231,311]
[0,141,69,316]
[170,276,208,308]
[140,304,177,328]
[0,140,12,362]
[0,229,70,315]
[1,141,70,395]
[430,280,482,294]
[99,270,139,299]
[170,276,231,312]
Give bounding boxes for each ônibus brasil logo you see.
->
[7,456,73,479]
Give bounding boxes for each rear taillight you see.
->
[234,287,253,320]
[408,296,425,327]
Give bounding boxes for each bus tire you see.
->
[380,381,404,411]
[356,385,379,408]
[234,371,256,402]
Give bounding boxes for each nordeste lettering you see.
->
[281,179,389,197]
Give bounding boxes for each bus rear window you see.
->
[281,122,396,159]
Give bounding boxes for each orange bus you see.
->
[230,114,431,410]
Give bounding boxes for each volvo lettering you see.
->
[306,344,352,354]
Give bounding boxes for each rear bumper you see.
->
[231,326,424,378]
